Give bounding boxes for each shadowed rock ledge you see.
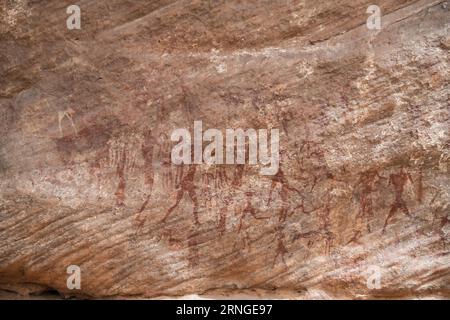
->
[0,0,449,299]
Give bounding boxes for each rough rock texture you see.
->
[0,0,449,299]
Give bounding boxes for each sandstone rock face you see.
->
[0,0,449,299]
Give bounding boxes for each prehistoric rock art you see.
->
[135,129,155,227]
[382,168,414,233]
[0,0,449,299]
[272,230,289,268]
[162,164,200,225]
[351,169,383,236]
[238,191,269,232]
[57,107,78,138]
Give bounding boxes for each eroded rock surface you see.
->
[0,0,449,299]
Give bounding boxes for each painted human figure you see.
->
[158,133,174,189]
[162,164,199,225]
[272,230,288,267]
[142,129,155,190]
[296,124,322,168]
[416,167,424,204]
[216,161,239,235]
[294,190,335,254]
[349,169,383,240]
[136,129,156,227]
[202,166,228,207]
[200,166,230,234]
[437,215,449,249]
[213,166,228,188]
[277,108,294,136]
[383,168,413,232]
[238,192,268,232]
[267,166,302,222]
[114,148,127,206]
[232,191,267,251]
[217,206,227,236]
[232,164,245,187]
[317,192,335,255]
[267,167,302,205]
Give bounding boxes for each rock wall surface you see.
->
[0,0,449,299]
